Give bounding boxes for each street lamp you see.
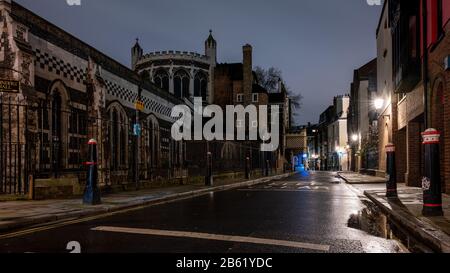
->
[374,98,385,110]
[351,134,359,142]
[374,97,391,120]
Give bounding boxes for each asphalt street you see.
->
[0,172,400,253]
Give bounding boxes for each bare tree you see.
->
[254,66,283,93]
[254,66,303,124]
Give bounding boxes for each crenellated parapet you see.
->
[140,51,210,62]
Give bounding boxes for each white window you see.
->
[237,94,244,103]
[252,93,259,103]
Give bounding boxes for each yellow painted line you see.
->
[92,226,331,252]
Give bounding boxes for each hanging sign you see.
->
[0,79,20,93]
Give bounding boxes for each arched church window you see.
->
[52,90,62,141]
[107,103,128,171]
[153,69,169,91]
[51,90,63,171]
[147,115,160,168]
[174,70,190,99]
[112,110,119,170]
[194,72,208,101]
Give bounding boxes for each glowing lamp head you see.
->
[351,134,359,142]
[374,98,385,110]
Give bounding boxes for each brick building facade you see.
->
[348,59,378,173]
[213,44,290,173]
[375,0,449,193]
[427,0,450,193]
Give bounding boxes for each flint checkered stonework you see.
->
[104,80,172,117]
[34,48,87,83]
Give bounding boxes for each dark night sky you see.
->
[15,0,382,125]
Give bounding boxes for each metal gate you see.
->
[0,97,31,195]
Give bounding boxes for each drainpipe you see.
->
[421,0,443,216]
[423,0,429,128]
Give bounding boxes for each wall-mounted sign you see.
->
[0,79,20,93]
[135,101,145,112]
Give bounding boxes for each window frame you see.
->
[236,93,244,103]
[252,93,259,103]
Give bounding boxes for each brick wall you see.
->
[428,23,450,193]
[406,119,424,187]
[213,68,234,108]
[396,128,407,183]
[232,81,243,105]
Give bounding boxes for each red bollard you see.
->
[422,129,443,216]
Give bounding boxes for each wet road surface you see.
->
[0,172,400,253]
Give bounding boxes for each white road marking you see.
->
[92,226,330,252]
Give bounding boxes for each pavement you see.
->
[0,173,292,234]
[338,172,386,184]
[364,188,450,253]
[0,171,402,253]
[337,171,450,253]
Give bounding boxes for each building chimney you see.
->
[243,44,253,104]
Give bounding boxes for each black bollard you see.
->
[422,129,443,216]
[385,143,397,198]
[265,160,270,176]
[83,139,101,205]
[205,152,213,186]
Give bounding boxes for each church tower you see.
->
[205,30,217,66]
[131,38,143,71]
[205,30,217,104]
